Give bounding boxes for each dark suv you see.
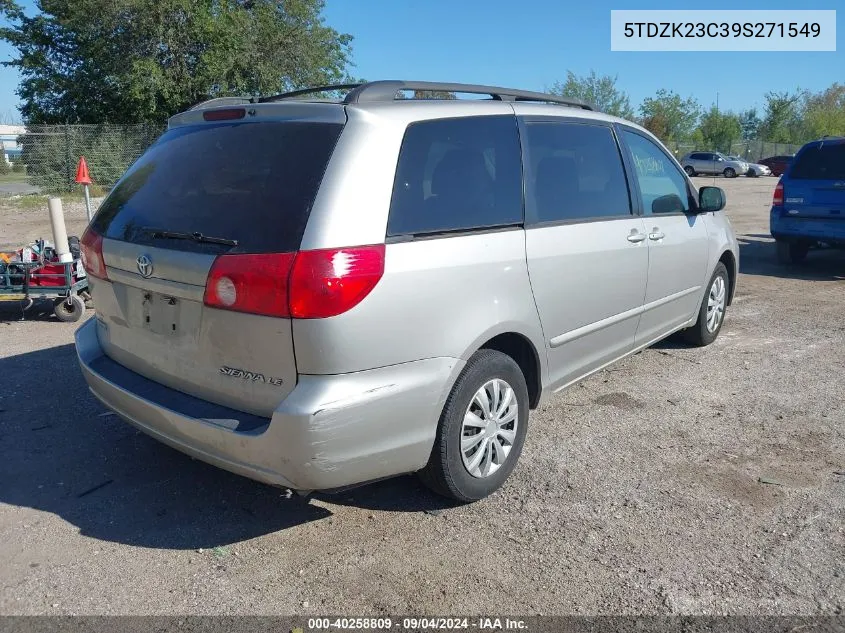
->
[770,137,845,263]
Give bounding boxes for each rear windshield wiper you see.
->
[142,227,238,247]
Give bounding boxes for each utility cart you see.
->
[0,237,90,322]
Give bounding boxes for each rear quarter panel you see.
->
[292,230,547,377]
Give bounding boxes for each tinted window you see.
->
[690,153,707,160]
[387,116,522,236]
[622,130,693,215]
[790,143,845,180]
[523,121,631,223]
[92,121,343,253]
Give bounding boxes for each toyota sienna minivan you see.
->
[76,80,739,502]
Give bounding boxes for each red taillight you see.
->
[289,245,386,319]
[203,253,296,318]
[773,180,784,206]
[80,226,108,280]
[203,245,385,319]
[202,108,246,121]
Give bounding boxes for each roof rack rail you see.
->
[343,80,593,110]
[188,81,594,111]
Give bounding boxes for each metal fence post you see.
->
[64,124,72,192]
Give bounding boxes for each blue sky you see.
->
[0,0,840,121]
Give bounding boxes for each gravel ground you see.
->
[0,195,99,252]
[0,177,843,616]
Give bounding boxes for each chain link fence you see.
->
[724,140,804,162]
[1,124,163,194]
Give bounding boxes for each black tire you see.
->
[419,349,529,502]
[776,240,809,264]
[723,167,736,178]
[684,166,695,177]
[682,262,729,347]
[53,294,85,323]
[746,169,758,178]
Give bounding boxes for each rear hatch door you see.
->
[783,140,845,220]
[90,109,345,417]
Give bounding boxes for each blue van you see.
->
[771,137,845,264]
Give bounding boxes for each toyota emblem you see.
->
[136,254,154,278]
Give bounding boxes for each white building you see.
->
[0,124,26,164]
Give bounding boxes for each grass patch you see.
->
[2,194,47,210]
[0,172,29,184]
[0,191,100,211]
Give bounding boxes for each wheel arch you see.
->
[459,324,547,410]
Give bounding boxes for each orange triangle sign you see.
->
[75,156,92,185]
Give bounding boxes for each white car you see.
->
[727,156,771,178]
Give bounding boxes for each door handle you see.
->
[627,232,646,243]
[648,230,665,241]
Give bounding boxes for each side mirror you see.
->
[699,186,726,212]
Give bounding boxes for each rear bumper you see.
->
[75,318,461,491]
[771,209,845,246]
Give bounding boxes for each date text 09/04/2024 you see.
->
[305,617,528,630]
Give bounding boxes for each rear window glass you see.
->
[387,116,522,236]
[91,121,343,253]
[790,143,845,180]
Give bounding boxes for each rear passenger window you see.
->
[523,121,631,223]
[622,130,693,215]
[387,116,522,236]
[790,144,845,180]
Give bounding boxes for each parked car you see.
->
[76,80,739,502]
[726,155,771,177]
[770,137,845,263]
[758,154,794,176]
[680,152,748,178]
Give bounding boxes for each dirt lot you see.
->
[1,177,843,616]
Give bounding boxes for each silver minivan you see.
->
[76,81,739,502]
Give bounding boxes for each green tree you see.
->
[410,90,456,100]
[696,107,742,153]
[639,90,701,142]
[0,0,354,124]
[550,71,634,118]
[738,108,761,140]
[758,90,804,143]
[801,83,845,139]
